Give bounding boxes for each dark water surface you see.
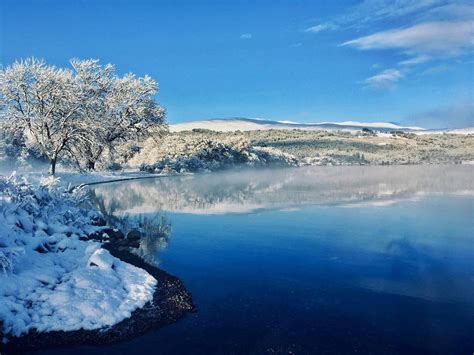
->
[46,166,473,354]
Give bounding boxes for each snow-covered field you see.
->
[0,175,156,339]
[413,127,474,135]
[170,117,427,133]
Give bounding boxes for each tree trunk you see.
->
[87,160,95,171]
[50,157,57,175]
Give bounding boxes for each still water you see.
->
[51,166,474,354]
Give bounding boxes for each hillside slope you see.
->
[170,118,425,133]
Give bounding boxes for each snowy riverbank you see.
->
[0,175,193,352]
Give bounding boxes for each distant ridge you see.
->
[170,117,426,133]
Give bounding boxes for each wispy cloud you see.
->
[305,1,473,88]
[399,55,430,66]
[239,33,252,40]
[304,0,448,34]
[419,64,452,76]
[304,23,337,33]
[290,42,303,48]
[417,2,474,22]
[340,0,444,26]
[365,69,404,89]
[342,21,474,56]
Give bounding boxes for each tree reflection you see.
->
[133,214,171,266]
[90,190,171,266]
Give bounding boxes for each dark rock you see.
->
[90,216,107,227]
[102,228,125,241]
[126,229,142,242]
[34,245,48,254]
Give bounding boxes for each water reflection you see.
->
[359,236,474,302]
[91,191,171,266]
[91,165,474,215]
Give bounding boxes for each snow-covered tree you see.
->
[0,58,167,173]
[73,67,167,171]
[64,59,115,171]
[0,59,89,173]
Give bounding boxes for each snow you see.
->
[88,248,116,270]
[317,120,424,130]
[170,119,271,132]
[277,120,299,124]
[0,175,157,338]
[169,118,427,133]
[1,169,167,190]
[447,127,474,135]
[170,118,471,135]
[413,127,474,135]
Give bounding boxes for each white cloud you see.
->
[342,21,474,56]
[365,69,404,89]
[239,33,252,40]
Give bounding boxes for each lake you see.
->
[46,165,474,354]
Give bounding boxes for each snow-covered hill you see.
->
[170,117,426,133]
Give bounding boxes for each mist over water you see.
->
[92,165,474,214]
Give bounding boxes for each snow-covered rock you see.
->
[88,248,115,270]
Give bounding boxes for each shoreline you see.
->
[0,228,195,354]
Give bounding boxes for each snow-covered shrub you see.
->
[0,248,23,273]
[103,162,123,171]
[0,175,157,338]
[0,120,47,170]
[251,146,299,166]
[0,174,93,272]
[130,132,299,174]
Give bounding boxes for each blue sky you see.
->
[1,0,473,128]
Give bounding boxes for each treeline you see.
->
[0,58,166,174]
